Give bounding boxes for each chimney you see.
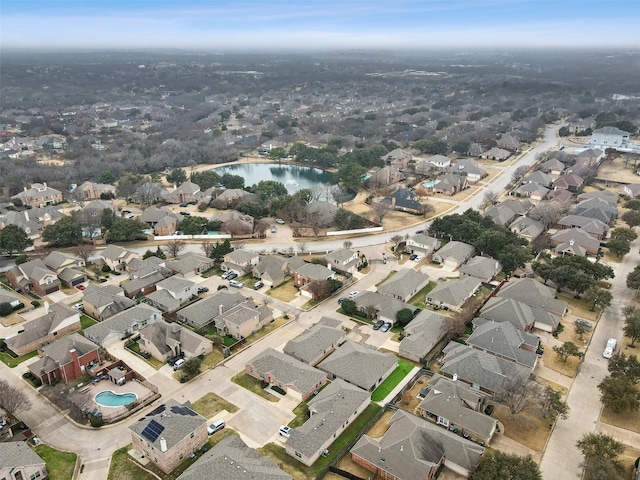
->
[44,302,49,314]
[453,373,458,382]
[219,304,224,316]
[23,211,29,222]
[160,437,167,452]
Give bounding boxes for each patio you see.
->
[73,376,155,421]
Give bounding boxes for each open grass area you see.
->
[267,278,298,302]
[259,404,382,478]
[493,404,552,452]
[35,444,77,480]
[0,347,38,368]
[80,315,97,330]
[288,402,310,428]
[371,360,414,402]
[231,372,279,402]
[375,270,397,287]
[200,349,224,370]
[409,281,437,308]
[192,392,239,419]
[556,294,600,322]
[557,318,592,348]
[541,347,581,378]
[600,386,640,434]
[619,445,640,479]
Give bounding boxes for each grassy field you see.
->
[493,404,552,452]
[35,444,77,480]
[200,349,225,370]
[0,347,38,368]
[409,281,437,308]
[231,372,279,402]
[288,402,310,428]
[80,315,97,330]
[556,294,600,322]
[600,387,640,434]
[192,392,239,419]
[267,278,298,302]
[556,318,592,348]
[371,360,414,402]
[541,347,581,378]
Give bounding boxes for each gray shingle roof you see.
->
[399,311,448,360]
[284,323,345,365]
[247,348,326,395]
[497,278,568,316]
[478,297,536,331]
[427,277,481,308]
[433,241,475,265]
[6,302,78,351]
[377,269,429,300]
[318,341,397,391]
[0,441,46,470]
[139,320,210,358]
[467,321,539,368]
[176,435,291,480]
[29,333,99,376]
[459,256,501,281]
[84,304,161,345]
[294,263,333,281]
[177,290,245,328]
[287,379,369,460]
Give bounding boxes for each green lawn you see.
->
[288,402,310,428]
[0,347,38,368]
[409,281,437,308]
[192,392,239,419]
[371,360,414,402]
[35,444,77,480]
[80,315,97,329]
[231,372,278,402]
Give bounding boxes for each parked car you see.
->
[415,229,425,234]
[337,297,347,304]
[576,318,592,330]
[415,255,423,261]
[173,358,186,371]
[373,320,385,330]
[179,211,191,216]
[279,425,293,438]
[271,226,277,233]
[603,338,617,359]
[348,290,359,299]
[221,270,236,280]
[75,284,86,290]
[226,272,238,280]
[167,354,184,366]
[72,302,84,310]
[409,254,418,261]
[179,203,188,207]
[229,280,244,288]
[380,322,392,332]
[197,287,209,294]
[253,281,264,290]
[275,218,285,224]
[207,419,225,435]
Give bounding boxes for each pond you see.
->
[214,163,336,194]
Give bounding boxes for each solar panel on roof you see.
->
[141,419,165,442]
[171,406,197,416]
[147,405,166,416]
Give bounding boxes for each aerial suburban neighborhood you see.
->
[1,19,640,480]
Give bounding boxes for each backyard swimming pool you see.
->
[95,391,137,407]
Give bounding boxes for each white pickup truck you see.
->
[602,338,617,359]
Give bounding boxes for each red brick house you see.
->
[6,258,60,296]
[28,333,100,384]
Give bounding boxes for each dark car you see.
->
[197,287,209,294]
[409,254,418,261]
[226,272,238,280]
[167,353,184,366]
[179,211,191,216]
[373,320,385,330]
[338,297,347,304]
[179,203,188,207]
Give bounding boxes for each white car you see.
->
[279,425,293,438]
[348,291,359,299]
[229,280,244,288]
[415,255,423,261]
[603,338,617,359]
[275,218,285,225]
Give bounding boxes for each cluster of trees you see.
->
[471,451,541,480]
[621,198,640,228]
[576,432,627,480]
[532,255,614,296]
[607,227,637,258]
[0,224,33,256]
[598,350,640,414]
[429,209,531,274]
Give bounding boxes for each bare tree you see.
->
[364,305,378,319]
[332,186,351,207]
[73,243,97,264]
[479,190,499,212]
[164,239,186,258]
[343,240,353,249]
[254,219,270,239]
[496,375,540,416]
[0,379,31,415]
[528,200,570,227]
[511,164,532,184]
[297,242,307,254]
[419,203,436,218]
[201,238,214,257]
[135,181,164,205]
[371,202,392,224]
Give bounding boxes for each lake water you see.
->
[215,163,336,194]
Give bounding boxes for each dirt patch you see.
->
[596,154,640,184]
[365,410,395,439]
[493,404,552,452]
[396,375,430,413]
[541,348,581,378]
[557,317,592,348]
[333,455,374,479]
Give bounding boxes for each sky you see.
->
[1,0,639,51]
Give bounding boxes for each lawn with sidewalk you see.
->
[34,444,77,480]
[0,345,38,368]
[231,372,279,402]
[371,360,414,402]
[266,278,298,302]
[192,392,239,419]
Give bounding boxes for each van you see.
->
[603,338,617,359]
[173,358,186,370]
[207,419,225,435]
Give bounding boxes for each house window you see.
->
[30,473,42,480]
[437,417,449,427]
[295,452,302,458]
[179,454,183,460]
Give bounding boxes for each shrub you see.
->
[14,254,29,265]
[31,300,40,308]
[101,265,111,273]
[0,302,13,316]
[89,414,103,428]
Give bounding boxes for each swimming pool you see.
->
[95,391,137,407]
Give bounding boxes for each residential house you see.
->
[177,435,291,480]
[222,250,260,273]
[121,257,168,298]
[164,181,201,204]
[433,173,468,196]
[368,166,404,186]
[404,233,440,256]
[576,148,604,167]
[497,133,521,151]
[306,201,338,226]
[452,158,487,183]
[589,126,630,149]
[513,182,549,201]
[166,253,215,277]
[459,256,502,283]
[286,379,370,466]
[398,310,448,363]
[294,263,334,296]
[12,183,63,208]
[567,117,595,134]
[252,255,289,287]
[556,215,609,239]
[75,181,116,200]
[84,304,162,346]
[28,333,100,385]
[82,284,136,321]
[523,171,553,188]
[213,299,273,340]
[547,188,573,204]
[552,173,584,193]
[351,409,484,479]
[176,290,245,329]
[317,341,397,392]
[426,277,481,311]
[432,241,475,268]
[567,163,595,179]
[414,157,435,176]
[466,320,540,368]
[6,302,80,356]
[140,206,182,232]
[380,188,422,213]
[0,289,21,309]
[129,399,208,474]
[212,210,254,235]
[212,188,259,208]
[496,278,568,318]
[383,148,412,169]
[440,342,532,396]
[478,296,560,333]
[0,442,48,480]
[0,207,64,240]
[139,320,212,362]
[499,198,533,216]
[480,147,510,161]
[509,216,545,242]
[622,184,640,199]
[416,374,498,444]
[354,291,418,324]
[324,247,363,274]
[100,244,140,272]
[428,154,451,169]
[245,347,327,401]
[283,319,346,366]
[42,251,87,287]
[377,269,430,302]
[145,277,196,313]
[539,158,565,175]
[572,197,618,225]
[577,190,619,204]
[153,214,180,236]
[551,228,600,256]
[484,203,516,226]
[6,258,61,296]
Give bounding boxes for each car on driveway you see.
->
[415,255,423,261]
[348,291,359,299]
[167,353,184,366]
[279,425,293,438]
[338,296,347,304]
[75,284,86,290]
[253,281,264,290]
[179,203,188,207]
[207,419,225,435]
[271,226,277,233]
[409,254,418,261]
[603,338,617,359]
[373,320,385,330]
[380,322,392,332]
[197,286,209,294]
[229,280,244,288]
[275,218,285,224]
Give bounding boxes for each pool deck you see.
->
[75,378,153,417]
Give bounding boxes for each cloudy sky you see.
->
[2,0,639,51]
